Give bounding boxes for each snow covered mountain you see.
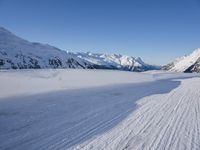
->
[162,48,200,73]
[74,52,159,71]
[0,27,158,71]
[0,27,93,69]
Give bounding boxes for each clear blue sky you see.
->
[0,0,200,65]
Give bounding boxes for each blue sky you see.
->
[0,0,200,65]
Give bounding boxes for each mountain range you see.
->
[1,27,200,73]
[0,27,158,72]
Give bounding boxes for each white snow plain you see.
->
[0,69,200,150]
[0,69,154,98]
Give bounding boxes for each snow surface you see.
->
[0,69,200,150]
[72,77,200,150]
[0,69,154,98]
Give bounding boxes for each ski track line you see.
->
[51,108,133,150]
[16,101,122,149]
[23,95,137,150]
[72,78,200,150]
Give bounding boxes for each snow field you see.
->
[0,69,200,150]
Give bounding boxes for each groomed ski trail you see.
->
[72,78,200,150]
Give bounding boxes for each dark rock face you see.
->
[0,59,4,66]
[162,62,175,71]
[49,57,63,68]
[184,58,200,73]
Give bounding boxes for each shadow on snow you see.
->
[0,77,189,149]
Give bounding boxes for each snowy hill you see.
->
[162,48,200,73]
[0,27,158,71]
[0,27,93,69]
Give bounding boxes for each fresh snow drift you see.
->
[163,48,200,73]
[0,69,200,150]
[0,27,157,71]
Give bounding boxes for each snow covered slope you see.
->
[0,70,199,150]
[0,27,158,71]
[0,27,93,69]
[74,52,159,72]
[163,48,200,72]
[72,77,200,150]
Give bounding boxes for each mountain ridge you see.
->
[0,27,159,71]
[162,48,200,73]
